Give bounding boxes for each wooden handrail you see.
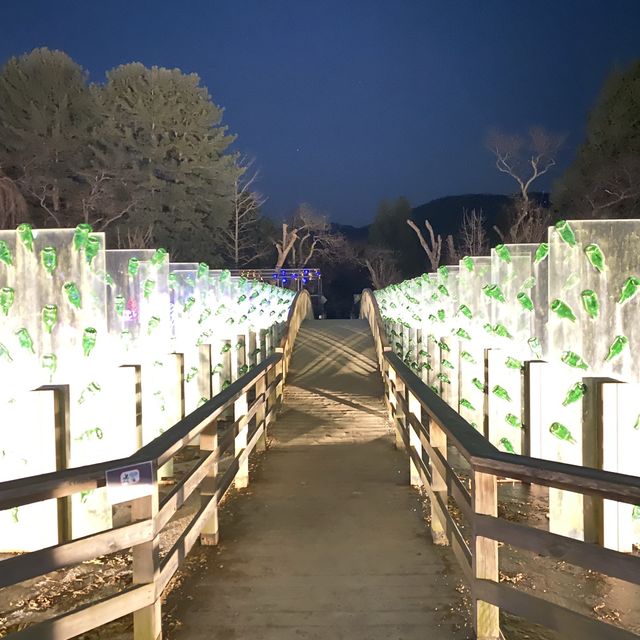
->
[360,288,640,640]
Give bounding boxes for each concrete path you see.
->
[172,320,471,639]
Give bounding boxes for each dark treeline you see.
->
[1,49,639,317]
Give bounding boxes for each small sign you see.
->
[106,461,154,505]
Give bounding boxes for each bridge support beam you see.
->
[472,470,500,640]
[131,486,162,640]
[234,391,249,489]
[200,418,219,546]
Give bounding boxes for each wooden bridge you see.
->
[1,290,640,640]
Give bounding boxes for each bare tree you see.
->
[487,126,564,242]
[0,170,28,229]
[220,159,270,267]
[274,204,348,268]
[115,225,154,250]
[406,218,442,270]
[458,208,490,256]
[362,247,401,289]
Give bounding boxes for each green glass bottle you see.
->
[198,308,212,325]
[143,279,155,299]
[85,236,100,265]
[562,382,587,407]
[40,246,57,276]
[605,335,628,362]
[437,373,451,384]
[482,284,506,303]
[505,357,523,369]
[437,309,445,322]
[495,243,511,263]
[617,276,640,305]
[0,240,13,267]
[562,272,580,292]
[78,382,102,405]
[422,362,432,371]
[114,294,125,316]
[549,422,576,444]
[221,343,232,354]
[505,413,522,429]
[186,366,199,382]
[528,337,542,358]
[430,292,439,301]
[197,262,209,279]
[17,223,34,252]
[42,304,58,333]
[493,323,513,339]
[438,340,450,352]
[220,269,231,282]
[127,257,140,278]
[437,265,449,280]
[63,282,82,309]
[82,327,97,357]
[222,379,231,390]
[499,437,516,454]
[454,327,471,340]
[73,223,93,251]
[561,350,589,370]
[461,350,476,363]
[212,362,224,373]
[492,385,511,402]
[517,291,534,312]
[457,304,472,319]
[551,299,576,322]
[168,272,178,291]
[633,505,640,520]
[150,247,168,267]
[460,398,475,411]
[239,364,249,376]
[438,284,449,297]
[580,289,599,319]
[521,276,536,289]
[472,377,487,393]
[238,294,247,304]
[441,359,454,369]
[0,286,14,315]
[42,353,57,379]
[428,314,438,323]
[15,328,35,353]
[0,342,13,362]
[555,219,577,247]
[462,256,474,271]
[584,243,605,273]
[429,384,440,395]
[483,323,494,335]
[534,242,549,263]
[182,296,196,313]
[147,315,161,335]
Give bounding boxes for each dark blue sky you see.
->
[1,1,640,225]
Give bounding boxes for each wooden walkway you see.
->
[172,320,471,639]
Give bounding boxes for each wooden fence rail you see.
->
[0,291,312,640]
[360,288,640,640]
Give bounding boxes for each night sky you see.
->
[1,1,640,225]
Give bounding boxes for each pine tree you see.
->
[553,61,640,218]
[100,63,239,260]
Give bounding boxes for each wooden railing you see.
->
[361,288,640,640]
[0,291,311,640]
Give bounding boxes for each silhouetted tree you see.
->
[553,60,640,219]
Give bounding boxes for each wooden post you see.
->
[234,390,249,488]
[132,484,161,640]
[198,344,212,402]
[428,419,448,545]
[275,358,284,405]
[387,367,404,450]
[472,470,500,640]
[255,375,267,452]
[407,390,422,487]
[247,330,257,370]
[232,334,246,382]
[200,418,219,545]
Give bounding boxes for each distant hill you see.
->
[334,192,549,244]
